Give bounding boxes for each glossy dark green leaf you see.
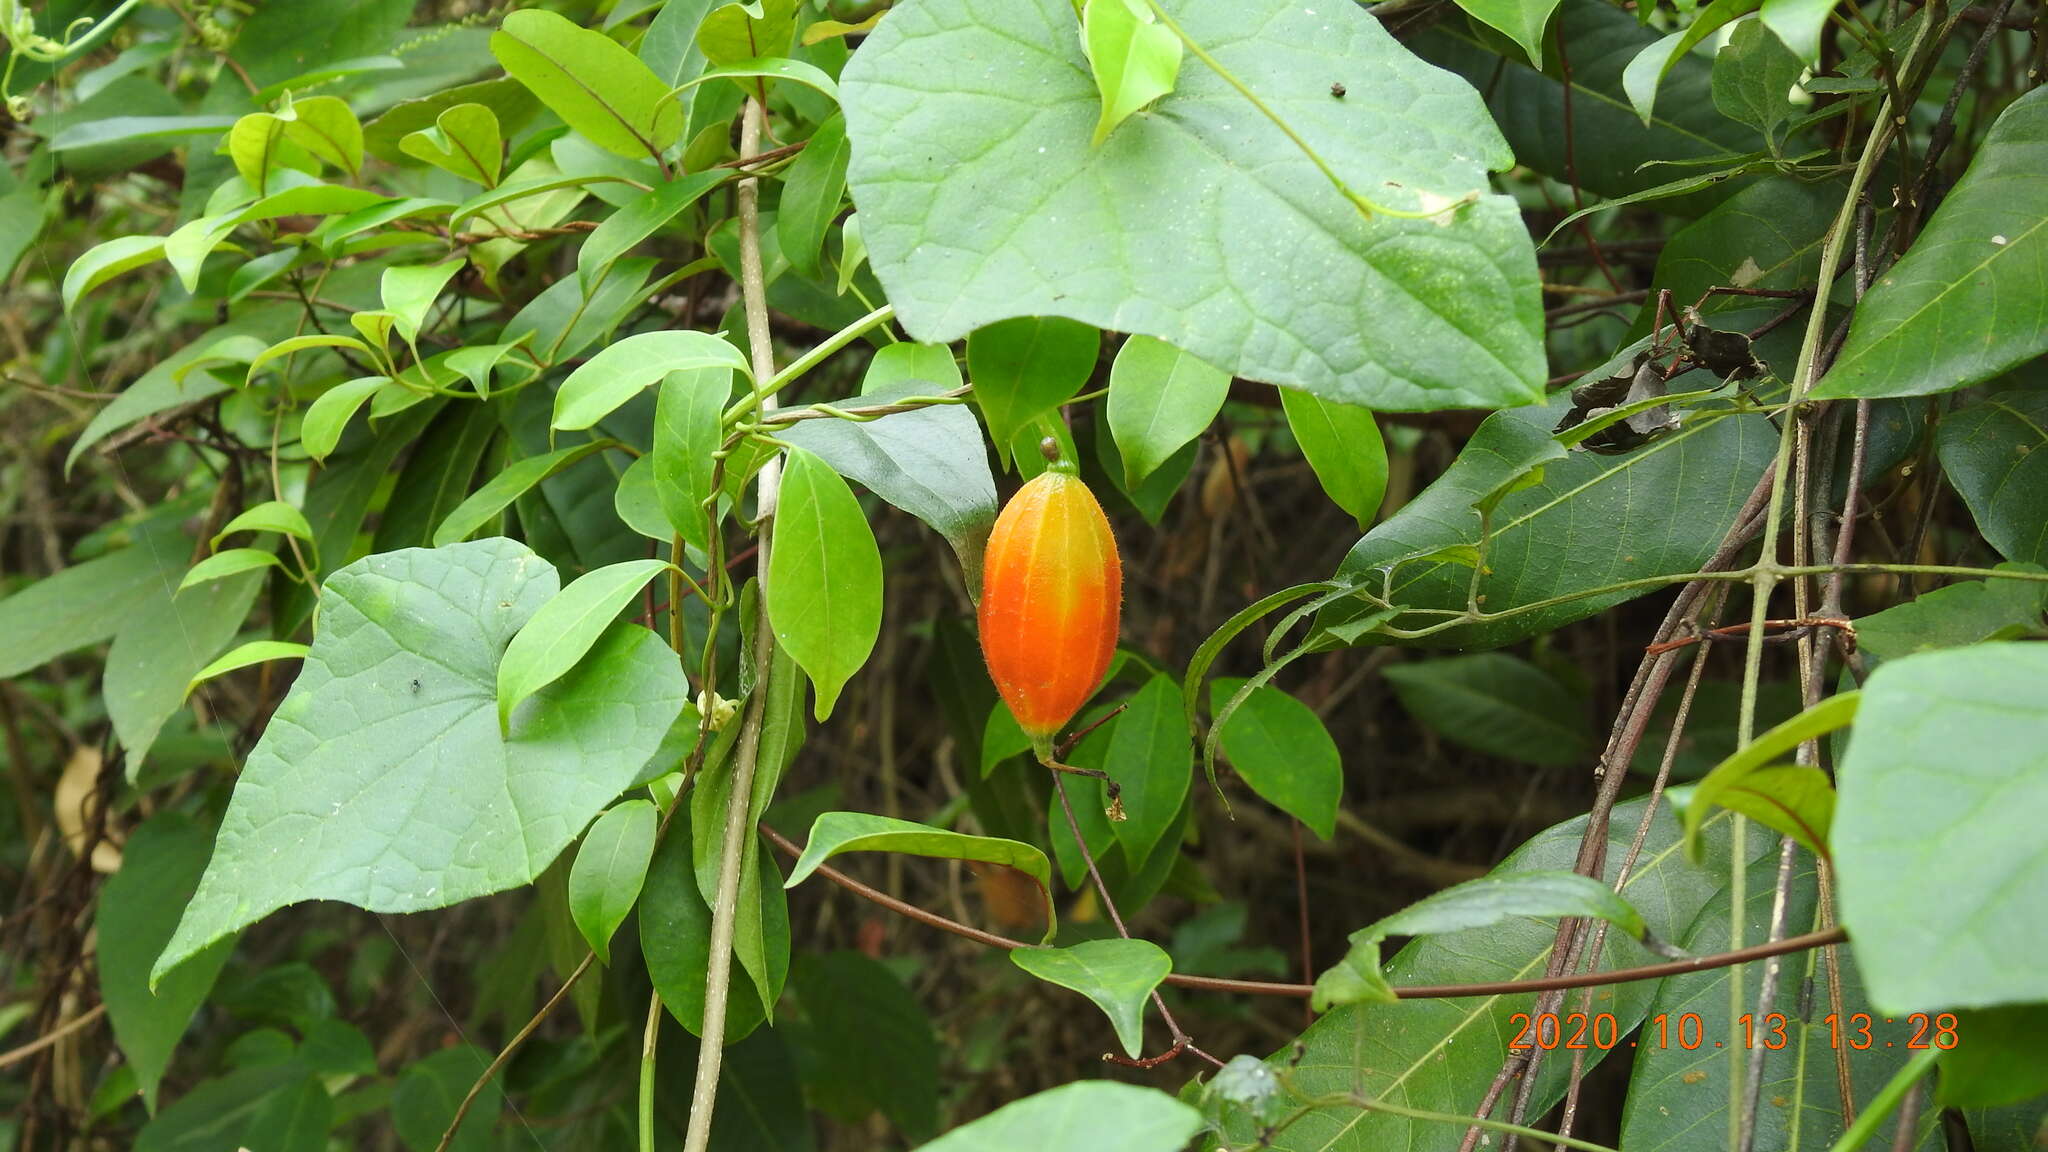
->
[491,9,683,160]
[392,1046,499,1152]
[1812,89,2048,400]
[567,800,657,964]
[1384,652,1592,767]
[1938,1004,2048,1108]
[1853,564,2048,666]
[1935,389,2048,565]
[154,540,686,983]
[1011,938,1171,1058]
[793,950,940,1141]
[966,317,1101,468]
[778,113,849,278]
[1094,674,1190,865]
[1280,389,1387,532]
[1210,799,1769,1150]
[1207,678,1341,840]
[1413,0,1755,206]
[844,0,1543,411]
[1106,335,1228,490]
[767,447,883,720]
[1639,176,1837,332]
[97,815,236,1112]
[1834,643,2048,1011]
[1325,396,1777,648]
[640,820,778,1042]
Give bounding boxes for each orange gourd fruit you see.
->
[978,465,1122,753]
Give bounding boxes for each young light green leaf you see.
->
[1452,0,1565,68]
[188,641,310,693]
[1279,388,1387,532]
[280,96,364,178]
[1313,870,1651,1009]
[653,367,732,551]
[1812,87,2047,391]
[552,330,751,430]
[398,102,504,187]
[492,9,683,161]
[211,501,314,549]
[1106,335,1228,490]
[861,342,961,396]
[178,549,283,592]
[576,170,725,286]
[677,57,841,103]
[1682,763,1837,859]
[1009,939,1171,1058]
[497,558,672,730]
[966,317,1100,468]
[444,343,523,398]
[836,211,867,296]
[786,811,1055,941]
[63,235,165,311]
[1208,677,1342,839]
[246,334,375,385]
[301,377,390,463]
[912,1082,1201,1152]
[1760,0,1842,61]
[381,260,465,343]
[696,0,797,67]
[1082,0,1182,147]
[433,440,618,546]
[778,112,849,279]
[153,540,686,985]
[767,447,883,720]
[568,800,658,964]
[226,112,291,194]
[1621,0,1763,126]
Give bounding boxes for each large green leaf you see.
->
[767,448,883,720]
[1834,643,2048,1012]
[491,9,683,160]
[153,539,686,983]
[1935,389,2048,566]
[97,814,236,1112]
[778,386,997,592]
[1210,799,1768,1150]
[641,817,785,1042]
[914,1082,1195,1152]
[106,562,264,776]
[1010,938,1172,1059]
[1854,564,2048,666]
[1619,855,1937,1150]
[1639,176,1838,333]
[1323,395,1777,648]
[1383,652,1593,768]
[1811,88,2048,400]
[793,950,940,1141]
[1412,0,1756,207]
[841,0,1544,411]
[0,531,179,679]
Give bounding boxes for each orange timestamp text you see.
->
[1507,1011,1961,1052]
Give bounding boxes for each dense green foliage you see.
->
[3,0,2046,1148]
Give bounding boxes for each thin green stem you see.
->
[1824,1048,1937,1152]
[638,988,661,1152]
[724,303,895,427]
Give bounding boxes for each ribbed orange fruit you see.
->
[979,469,1121,748]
